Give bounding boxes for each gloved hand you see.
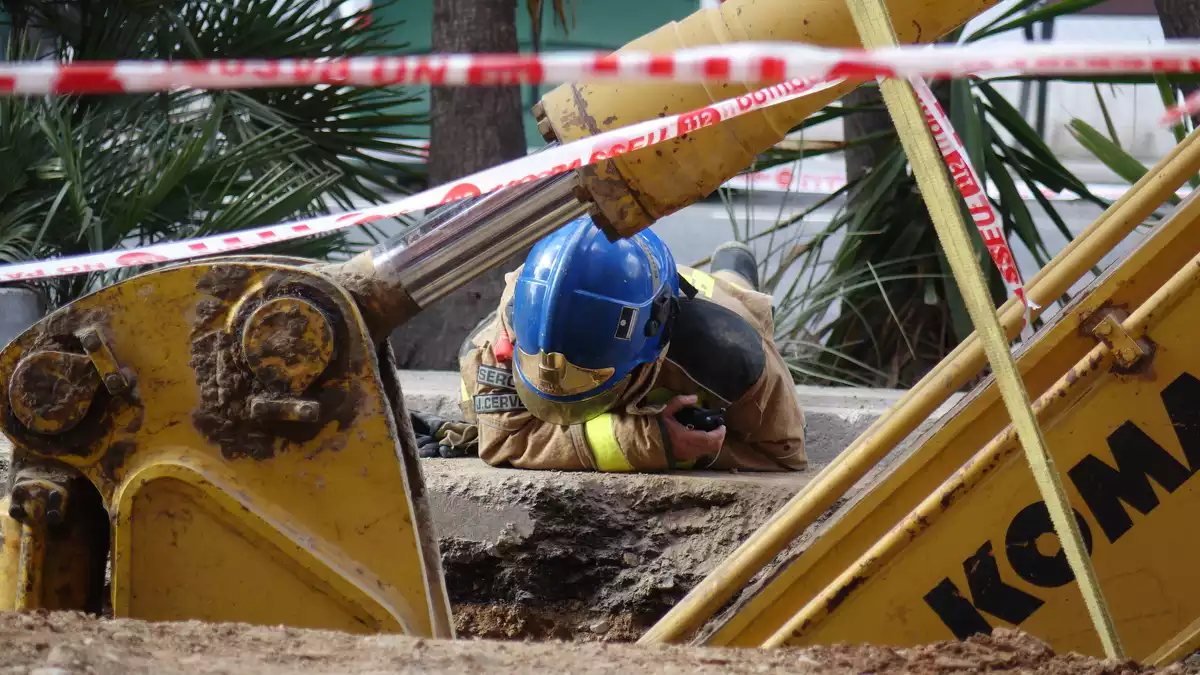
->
[410,410,448,457]
[436,421,478,458]
[410,410,479,459]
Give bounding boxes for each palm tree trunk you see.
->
[1155,0,1200,119]
[389,0,528,370]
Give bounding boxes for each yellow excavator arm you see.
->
[4,0,1199,665]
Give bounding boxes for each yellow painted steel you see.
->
[0,499,16,611]
[648,125,1200,648]
[534,0,1002,238]
[2,0,1195,653]
[1148,616,1200,668]
[0,260,453,636]
[702,149,1200,649]
[14,519,45,611]
[8,351,100,434]
[764,248,1200,661]
[846,0,1121,658]
[79,325,131,394]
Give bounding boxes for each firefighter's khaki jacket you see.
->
[457,264,807,472]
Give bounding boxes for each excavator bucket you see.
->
[0,256,452,637]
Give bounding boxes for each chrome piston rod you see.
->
[375,171,584,308]
[325,163,587,339]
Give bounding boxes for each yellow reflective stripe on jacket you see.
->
[460,379,470,401]
[711,269,750,291]
[584,414,634,472]
[679,269,715,298]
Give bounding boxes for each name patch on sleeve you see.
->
[477,364,516,390]
[473,392,526,414]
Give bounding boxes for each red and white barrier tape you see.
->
[385,140,1165,202]
[1161,88,1200,125]
[7,41,1200,95]
[0,75,844,282]
[724,160,1188,202]
[911,77,1040,335]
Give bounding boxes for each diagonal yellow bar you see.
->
[839,0,1124,659]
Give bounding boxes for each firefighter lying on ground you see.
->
[452,214,807,472]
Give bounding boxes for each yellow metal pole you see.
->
[639,115,1200,649]
[844,0,1123,659]
[13,514,45,611]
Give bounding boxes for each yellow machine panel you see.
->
[768,247,1200,660]
[534,0,1002,238]
[703,144,1200,651]
[0,258,452,637]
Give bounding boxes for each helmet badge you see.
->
[615,307,638,341]
[516,347,616,397]
[539,351,566,386]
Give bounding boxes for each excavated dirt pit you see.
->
[419,458,819,642]
[2,611,1196,674]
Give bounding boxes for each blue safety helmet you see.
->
[509,215,681,426]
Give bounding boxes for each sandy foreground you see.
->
[1,611,1197,675]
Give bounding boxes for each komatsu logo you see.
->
[924,371,1200,639]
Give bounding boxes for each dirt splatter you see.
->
[0,612,1194,674]
[9,354,97,433]
[3,324,118,460]
[188,328,274,460]
[325,269,419,342]
[25,308,106,355]
[244,304,325,389]
[99,440,137,481]
[188,271,365,461]
[195,266,251,301]
[192,299,226,330]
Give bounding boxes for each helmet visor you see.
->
[514,346,617,398]
[514,371,634,426]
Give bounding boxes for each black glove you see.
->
[411,410,447,457]
[415,433,443,458]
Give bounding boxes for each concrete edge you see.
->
[397,370,967,468]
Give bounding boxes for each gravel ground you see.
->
[1,611,1196,675]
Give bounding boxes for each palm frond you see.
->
[0,0,427,309]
